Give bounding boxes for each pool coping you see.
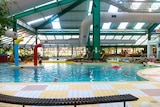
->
[137,62,160,81]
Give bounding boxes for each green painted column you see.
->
[13,18,17,54]
[87,35,91,59]
[93,0,100,60]
[148,29,151,40]
[115,45,118,56]
[35,29,38,44]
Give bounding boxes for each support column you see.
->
[35,29,38,44]
[87,35,91,59]
[71,46,73,58]
[57,45,59,60]
[13,18,17,54]
[115,46,118,56]
[93,0,100,60]
[148,33,151,40]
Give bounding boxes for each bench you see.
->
[0,93,138,107]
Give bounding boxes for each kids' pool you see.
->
[0,63,148,82]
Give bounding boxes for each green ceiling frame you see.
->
[148,23,159,32]
[13,0,76,19]
[148,23,159,40]
[37,0,86,28]
[38,32,146,35]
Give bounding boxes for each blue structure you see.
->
[14,38,23,66]
[14,44,19,66]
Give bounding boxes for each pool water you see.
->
[0,63,149,82]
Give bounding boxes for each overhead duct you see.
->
[80,12,160,46]
[101,40,136,44]
[41,39,80,46]
[41,40,68,44]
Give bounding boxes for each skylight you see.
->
[130,2,141,10]
[114,36,123,40]
[151,3,160,10]
[51,18,61,29]
[88,0,93,15]
[27,15,52,25]
[102,22,112,29]
[130,0,145,10]
[90,25,93,30]
[122,36,132,40]
[118,22,128,29]
[134,22,145,29]
[108,5,118,12]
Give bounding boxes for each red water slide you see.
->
[34,44,42,66]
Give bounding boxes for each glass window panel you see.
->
[64,36,71,39]
[55,36,63,39]
[71,36,79,38]
[135,36,147,45]
[46,36,55,40]
[114,36,123,40]
[140,39,148,45]
[130,36,140,40]
[122,36,132,40]
[105,36,114,39]
[100,36,106,40]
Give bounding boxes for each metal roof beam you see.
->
[148,23,159,32]
[38,32,146,35]
[37,0,86,28]
[148,23,159,40]
[13,0,76,19]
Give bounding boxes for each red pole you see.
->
[34,44,42,66]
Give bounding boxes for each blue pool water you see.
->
[0,63,149,82]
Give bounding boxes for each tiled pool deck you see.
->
[0,63,160,107]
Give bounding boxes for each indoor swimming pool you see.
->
[0,63,148,82]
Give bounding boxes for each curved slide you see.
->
[80,12,160,46]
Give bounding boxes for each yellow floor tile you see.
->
[93,90,118,96]
[0,91,18,95]
[0,86,4,89]
[112,84,136,89]
[0,104,25,107]
[153,84,160,88]
[40,90,68,98]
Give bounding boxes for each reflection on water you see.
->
[0,63,151,82]
[14,69,20,82]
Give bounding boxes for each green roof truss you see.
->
[14,0,76,19]
[37,0,86,28]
